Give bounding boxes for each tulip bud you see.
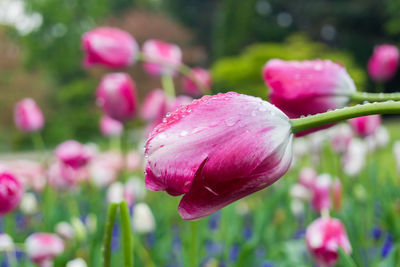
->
[82,27,138,68]
[263,59,356,135]
[55,222,75,240]
[66,258,88,267]
[0,233,14,252]
[367,44,399,82]
[332,178,342,211]
[96,73,137,122]
[1,160,46,192]
[25,233,64,266]
[311,174,332,213]
[375,126,389,148]
[132,203,155,233]
[14,98,45,133]
[141,89,168,122]
[182,67,212,96]
[290,183,311,201]
[20,192,38,215]
[343,139,367,177]
[349,115,381,138]
[142,39,182,76]
[305,217,352,267]
[0,172,23,215]
[55,140,92,169]
[145,92,293,220]
[100,115,123,137]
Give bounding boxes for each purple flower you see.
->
[371,227,382,241]
[381,233,393,258]
[229,244,240,262]
[112,223,120,252]
[208,212,221,231]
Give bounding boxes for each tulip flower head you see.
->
[100,115,124,137]
[306,217,352,267]
[0,172,23,215]
[82,27,138,68]
[298,167,317,189]
[367,44,399,82]
[349,115,381,138]
[47,161,83,190]
[55,140,92,169]
[0,233,14,252]
[55,222,75,241]
[14,98,45,133]
[96,73,137,122]
[66,258,88,267]
[20,192,38,215]
[25,233,64,267]
[343,139,367,177]
[263,59,356,135]
[145,92,293,220]
[142,39,182,76]
[182,67,212,96]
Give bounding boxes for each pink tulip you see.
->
[142,39,182,76]
[55,140,92,169]
[349,115,381,138]
[100,115,123,137]
[330,124,353,154]
[343,139,367,177]
[306,217,352,267]
[47,161,81,189]
[82,27,138,68]
[0,172,23,215]
[298,167,317,189]
[25,233,64,266]
[14,98,44,133]
[367,44,399,82]
[141,89,168,122]
[126,150,142,172]
[182,67,212,96]
[145,92,293,220]
[263,59,355,135]
[332,178,342,211]
[96,73,137,122]
[311,174,332,213]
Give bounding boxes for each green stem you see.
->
[103,203,118,267]
[190,221,198,267]
[31,131,45,151]
[161,74,176,98]
[291,101,400,133]
[350,91,400,102]
[120,201,133,267]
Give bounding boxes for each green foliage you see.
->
[211,34,367,99]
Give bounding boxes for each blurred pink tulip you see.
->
[141,89,168,122]
[82,27,138,68]
[55,140,92,169]
[263,59,356,135]
[100,115,124,137]
[145,92,293,220]
[0,172,23,215]
[367,44,399,82]
[142,39,182,76]
[298,167,317,189]
[96,73,137,122]
[349,115,381,138]
[311,174,332,213]
[0,160,46,192]
[343,139,367,177]
[47,161,81,189]
[14,98,44,133]
[330,124,353,154]
[306,217,352,267]
[182,67,212,96]
[25,233,64,267]
[126,150,143,172]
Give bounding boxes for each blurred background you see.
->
[0,0,399,149]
